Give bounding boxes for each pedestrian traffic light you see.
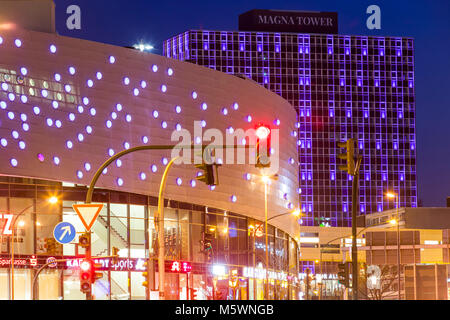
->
[195,163,219,186]
[255,124,271,168]
[337,139,355,175]
[338,262,350,287]
[79,259,92,293]
[79,232,90,248]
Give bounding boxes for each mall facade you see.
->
[0,25,301,300]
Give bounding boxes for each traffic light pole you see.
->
[351,157,362,300]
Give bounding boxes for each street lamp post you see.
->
[252,206,300,300]
[386,192,401,300]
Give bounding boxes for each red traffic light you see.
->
[80,260,91,272]
[255,125,270,139]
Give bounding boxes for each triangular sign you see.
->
[72,203,104,231]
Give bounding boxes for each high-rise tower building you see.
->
[164,10,417,227]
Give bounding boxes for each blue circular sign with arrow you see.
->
[53,222,76,244]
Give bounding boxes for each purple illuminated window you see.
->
[54,73,61,82]
[49,45,56,53]
[176,177,182,186]
[77,106,84,113]
[69,66,76,75]
[96,72,102,80]
[152,65,158,72]
[175,105,182,113]
[109,56,116,64]
[222,108,228,115]
[230,195,237,203]
[1,139,8,147]
[201,103,207,110]
[133,88,139,96]
[77,171,83,179]
[22,123,29,131]
[142,136,149,144]
[140,172,147,180]
[14,39,22,47]
[53,156,60,165]
[151,164,157,173]
[117,178,124,186]
[162,157,168,165]
[161,85,167,92]
[123,77,130,85]
[68,113,75,121]
[116,103,123,112]
[190,180,196,187]
[191,91,198,99]
[10,158,18,167]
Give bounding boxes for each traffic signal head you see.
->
[142,259,150,288]
[337,139,355,175]
[78,232,90,248]
[255,124,271,168]
[195,163,218,186]
[337,262,350,287]
[112,247,120,264]
[79,259,92,293]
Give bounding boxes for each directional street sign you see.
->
[72,203,104,231]
[53,222,76,244]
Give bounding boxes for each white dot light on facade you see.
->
[109,56,115,64]
[50,45,57,53]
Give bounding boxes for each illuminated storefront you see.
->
[0,178,301,300]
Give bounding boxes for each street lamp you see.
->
[255,170,299,300]
[10,196,59,300]
[386,191,401,300]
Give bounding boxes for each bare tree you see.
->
[358,264,399,300]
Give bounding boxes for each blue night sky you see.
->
[53,0,450,207]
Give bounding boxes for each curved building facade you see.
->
[0,29,300,300]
